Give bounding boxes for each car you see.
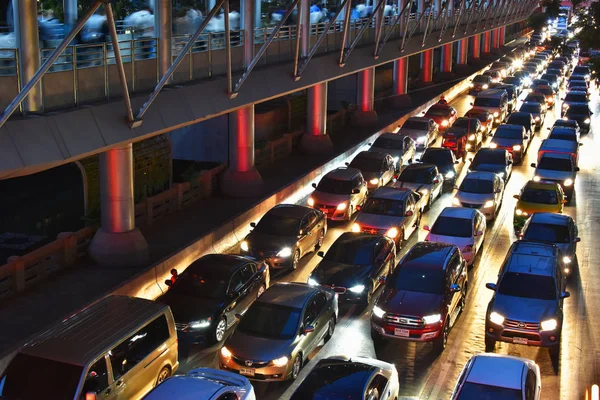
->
[513,69,532,87]
[452,171,504,221]
[567,80,589,95]
[506,111,535,137]
[495,84,518,113]
[540,72,561,89]
[523,92,548,109]
[450,354,541,399]
[523,63,540,77]
[289,356,400,400]
[308,168,368,220]
[513,180,566,232]
[489,124,529,164]
[547,126,580,144]
[533,85,556,108]
[424,207,486,266]
[548,59,568,74]
[563,102,593,133]
[567,75,589,88]
[553,118,580,136]
[530,78,550,91]
[351,187,424,248]
[469,74,493,94]
[347,151,396,191]
[391,163,444,208]
[441,127,470,163]
[471,89,509,125]
[464,108,494,135]
[397,116,439,149]
[371,242,467,353]
[482,69,502,83]
[369,133,416,169]
[423,103,458,132]
[572,64,592,81]
[420,147,460,185]
[241,204,327,270]
[469,148,513,183]
[546,67,564,81]
[490,61,512,77]
[519,102,545,130]
[160,254,270,344]
[532,153,579,200]
[484,241,570,357]
[452,117,483,151]
[502,76,524,93]
[143,368,256,400]
[561,90,589,113]
[520,212,580,276]
[309,232,396,305]
[219,283,338,381]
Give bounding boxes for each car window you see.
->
[300,216,310,232]
[303,300,318,326]
[109,315,170,380]
[352,177,362,189]
[240,264,255,282]
[366,374,389,400]
[313,293,328,316]
[229,270,245,293]
[404,136,413,148]
[308,211,319,227]
[81,357,109,397]
[449,252,461,284]
[217,393,240,400]
[525,369,537,400]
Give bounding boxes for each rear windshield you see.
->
[474,97,501,107]
[317,177,354,195]
[456,383,522,399]
[538,157,572,171]
[460,178,494,194]
[523,222,570,243]
[398,167,433,184]
[403,120,429,130]
[498,272,556,300]
[362,198,404,217]
[372,137,403,150]
[565,93,588,103]
[521,187,558,204]
[520,104,541,113]
[473,75,489,83]
[431,216,472,237]
[495,128,522,139]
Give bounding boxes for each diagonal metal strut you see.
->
[339,0,387,66]
[374,0,411,58]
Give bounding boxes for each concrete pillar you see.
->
[471,33,481,61]
[421,49,434,83]
[221,106,264,197]
[482,30,491,54]
[491,28,500,49]
[63,0,78,34]
[89,144,149,268]
[255,0,262,29]
[499,25,505,46]
[13,0,42,113]
[440,43,453,73]
[242,0,255,66]
[155,0,172,80]
[456,37,468,65]
[353,68,378,126]
[393,57,408,95]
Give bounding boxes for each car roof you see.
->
[525,180,561,191]
[187,254,253,278]
[465,108,489,115]
[404,162,437,172]
[439,207,477,220]
[269,204,313,219]
[475,148,507,156]
[324,167,361,181]
[354,150,388,161]
[529,212,571,226]
[506,241,558,275]
[464,170,497,181]
[257,282,318,308]
[565,102,590,109]
[401,242,455,271]
[466,354,527,390]
[370,187,412,200]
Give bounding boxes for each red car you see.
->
[464,108,494,136]
[423,104,458,132]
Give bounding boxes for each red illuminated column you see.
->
[421,49,434,83]
[300,82,334,154]
[499,26,505,46]
[482,30,491,54]
[393,57,408,95]
[221,105,264,197]
[441,43,453,73]
[456,37,468,65]
[354,67,378,126]
[492,28,500,49]
[471,34,481,60]
[89,143,149,267]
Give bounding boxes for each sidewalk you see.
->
[0,52,510,366]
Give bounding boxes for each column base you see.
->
[89,227,149,268]
[221,168,264,198]
[454,64,470,73]
[352,110,378,127]
[299,134,334,155]
[391,94,412,108]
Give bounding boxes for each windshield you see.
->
[0,353,83,399]
[349,157,381,173]
[494,128,522,139]
[473,75,489,83]
[507,115,530,125]
[422,151,452,165]
[474,97,501,107]
[238,302,301,339]
[473,151,505,165]
[431,216,473,237]
[566,105,590,115]
[316,177,354,195]
[541,75,557,82]
[565,93,587,102]
[520,104,540,114]
[538,157,572,171]
[456,383,522,400]
[169,269,228,299]
[399,167,432,184]
[573,66,590,74]
[460,178,494,194]
[523,222,570,243]
[521,188,559,204]
[254,213,300,237]
[426,107,450,116]
[549,133,575,142]
[453,119,477,130]
[324,237,374,264]
[403,120,429,130]
[362,198,405,217]
[514,71,529,78]
[389,266,445,294]
[554,121,576,129]
[498,272,556,300]
[373,137,404,150]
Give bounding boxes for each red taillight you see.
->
[463,245,473,253]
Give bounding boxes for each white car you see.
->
[424,207,486,266]
[391,163,444,209]
[289,355,399,400]
[450,353,541,399]
[143,368,256,400]
[452,171,504,220]
[397,117,439,149]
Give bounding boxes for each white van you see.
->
[471,89,509,125]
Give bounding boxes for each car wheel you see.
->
[433,319,449,353]
[257,284,266,298]
[315,230,325,251]
[291,355,302,380]
[292,250,300,270]
[156,366,171,386]
[215,317,227,343]
[325,316,336,342]
[484,336,496,352]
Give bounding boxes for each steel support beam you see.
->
[155,0,172,80]
[441,42,453,72]
[375,0,410,58]
[63,0,78,34]
[393,57,409,95]
[339,0,387,66]
[14,0,42,113]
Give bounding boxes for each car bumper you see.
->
[371,320,442,342]
[176,328,213,345]
[246,252,294,269]
[485,322,561,348]
[314,205,351,221]
[220,357,291,382]
[459,202,495,220]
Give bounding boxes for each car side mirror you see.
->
[405,210,414,217]
[547,127,551,130]
[508,160,513,165]
[476,231,484,236]
[85,393,97,400]
[524,135,529,140]
[317,251,324,257]
[345,162,350,166]
[356,205,362,211]
[530,163,536,168]
[433,179,440,184]
[486,283,497,291]
[560,291,570,299]
[312,183,317,188]
[450,283,461,293]
[164,279,172,287]
[423,225,430,231]
[562,199,568,204]
[235,313,242,320]
[495,188,502,193]
[368,142,372,146]
[352,188,360,194]
[468,157,473,162]
[304,325,315,334]
[378,275,387,284]
[575,167,580,172]
[579,142,583,146]
[250,222,256,228]
[469,102,473,106]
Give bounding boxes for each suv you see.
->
[308,167,368,220]
[371,242,467,353]
[484,241,570,358]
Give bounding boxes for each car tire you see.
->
[484,336,496,352]
[292,250,300,270]
[433,319,449,353]
[214,317,227,343]
[291,354,302,380]
[315,230,325,251]
[325,316,336,342]
[549,343,560,360]
[156,366,171,386]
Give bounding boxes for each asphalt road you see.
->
[178,76,600,400]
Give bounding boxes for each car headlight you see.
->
[337,202,348,211]
[271,356,289,367]
[515,209,528,216]
[277,247,292,258]
[189,319,211,329]
[452,197,460,206]
[349,284,366,293]
[308,277,319,286]
[562,103,569,109]
[483,84,489,89]
[386,227,399,239]
[513,145,522,151]
[441,120,449,127]
[489,311,505,325]
[585,74,590,80]
[552,82,558,88]
[584,118,591,124]
[563,178,573,187]
[445,171,455,179]
[372,305,386,318]
[533,175,541,182]
[484,200,494,208]
[420,188,429,196]
[423,314,442,324]
[370,178,380,185]
[470,83,474,87]
[563,256,572,264]
[466,144,472,150]
[392,156,399,163]
[497,172,505,178]
[241,240,249,252]
[493,111,499,117]
[540,318,558,331]
[307,197,315,207]
[352,223,361,233]
[489,142,498,148]
[469,134,476,140]
[220,346,232,359]
[535,116,540,122]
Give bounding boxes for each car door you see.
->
[474,213,485,251]
[405,195,418,236]
[232,264,259,317]
[365,373,392,400]
[80,355,116,400]
[299,297,320,354]
[371,239,387,285]
[297,216,312,254]
[403,136,415,165]
[385,156,395,184]
[308,211,324,248]
[447,252,463,316]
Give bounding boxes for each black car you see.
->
[507,112,535,136]
[513,70,532,86]
[241,204,327,270]
[567,80,589,95]
[469,148,513,182]
[540,73,560,89]
[347,151,396,191]
[495,84,518,112]
[161,254,270,344]
[519,102,545,129]
[502,76,523,93]
[420,147,460,185]
[563,103,593,133]
[553,118,580,136]
[309,232,395,305]
[548,126,580,143]
[561,90,589,114]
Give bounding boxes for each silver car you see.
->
[397,117,438,149]
[219,283,338,382]
[452,171,504,221]
[369,133,417,169]
[391,163,444,209]
[308,167,368,220]
[347,151,396,191]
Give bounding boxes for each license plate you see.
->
[512,337,528,345]
[394,328,410,337]
[240,368,255,376]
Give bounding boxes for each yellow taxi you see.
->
[513,180,566,232]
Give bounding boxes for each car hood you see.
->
[534,169,574,181]
[398,128,428,138]
[378,288,443,317]
[226,330,296,362]
[246,232,296,252]
[361,171,382,181]
[516,200,561,213]
[355,213,404,230]
[426,234,472,249]
[370,146,404,159]
[312,260,373,287]
[471,163,506,175]
[456,191,494,204]
[159,292,222,323]
[311,191,350,207]
[491,294,557,322]
[492,137,520,147]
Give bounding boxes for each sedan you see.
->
[420,147,460,185]
[241,204,327,270]
[561,90,589,114]
[161,254,270,343]
[290,356,399,400]
[519,102,545,130]
[464,108,494,135]
[308,167,368,221]
[423,103,458,131]
[397,116,438,149]
[507,112,535,137]
[219,283,338,381]
[552,119,580,137]
[469,74,492,94]
[469,148,513,183]
[309,232,396,305]
[453,171,505,221]
[489,124,529,164]
[369,133,416,169]
[347,151,396,191]
[424,207,486,266]
[502,76,524,93]
[392,163,444,209]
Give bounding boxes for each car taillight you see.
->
[463,245,473,253]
